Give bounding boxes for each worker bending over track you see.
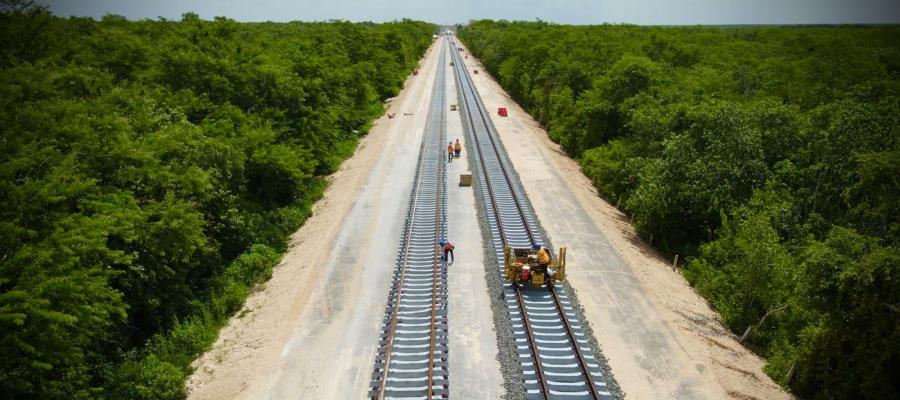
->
[439,239,455,263]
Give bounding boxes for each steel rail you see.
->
[370,38,449,400]
[449,41,550,400]
[374,82,433,400]
[425,48,449,399]
[452,50,537,247]
[449,39,604,400]
[549,284,602,399]
[512,284,551,399]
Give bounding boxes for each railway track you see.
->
[449,39,615,400]
[369,39,450,400]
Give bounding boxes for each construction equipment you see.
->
[504,246,567,288]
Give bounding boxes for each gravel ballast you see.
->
[456,52,623,399]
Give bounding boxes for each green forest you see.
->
[459,20,899,399]
[0,3,433,399]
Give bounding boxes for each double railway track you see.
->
[449,39,614,400]
[368,35,614,399]
[369,40,450,400]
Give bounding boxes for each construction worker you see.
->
[533,243,551,276]
[439,239,455,263]
[447,142,453,163]
[454,139,462,158]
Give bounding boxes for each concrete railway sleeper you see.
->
[449,39,614,400]
[370,40,450,399]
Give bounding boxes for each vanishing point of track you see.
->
[369,39,450,400]
[449,39,614,399]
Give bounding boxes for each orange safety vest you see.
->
[537,248,550,265]
[454,142,462,151]
[447,144,453,154]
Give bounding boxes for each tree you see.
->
[459,20,900,398]
[0,12,435,398]
[795,228,900,399]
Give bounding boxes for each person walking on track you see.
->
[447,142,453,163]
[454,139,462,158]
[439,239,455,263]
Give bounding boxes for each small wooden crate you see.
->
[459,174,472,187]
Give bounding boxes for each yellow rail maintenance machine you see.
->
[504,245,567,288]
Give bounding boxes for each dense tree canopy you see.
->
[459,20,899,399]
[0,4,433,398]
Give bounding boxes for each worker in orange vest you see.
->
[447,142,453,163]
[533,243,551,276]
[454,139,462,158]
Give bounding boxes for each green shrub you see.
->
[107,354,184,400]
[460,20,900,398]
[0,5,434,398]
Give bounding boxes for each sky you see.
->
[39,0,900,25]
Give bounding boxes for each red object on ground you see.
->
[520,269,531,282]
[498,107,508,117]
